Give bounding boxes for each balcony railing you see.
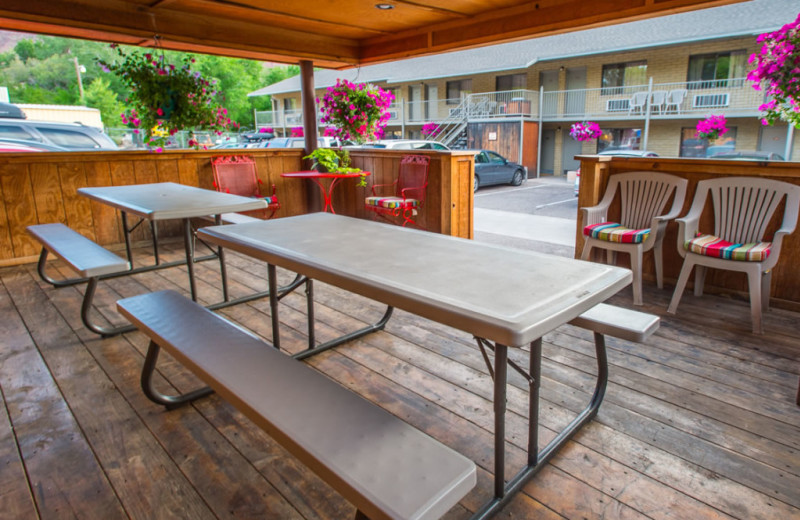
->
[539,78,763,121]
[252,78,765,133]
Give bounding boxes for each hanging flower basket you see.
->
[97,44,237,151]
[569,121,602,142]
[747,11,800,127]
[318,79,394,144]
[696,114,728,141]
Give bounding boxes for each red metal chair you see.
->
[365,154,430,228]
[211,155,280,220]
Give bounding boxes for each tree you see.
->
[84,77,123,128]
[0,32,302,134]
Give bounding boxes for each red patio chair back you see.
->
[364,154,430,228]
[210,155,280,219]
[211,155,261,198]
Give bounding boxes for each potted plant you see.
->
[97,44,236,151]
[318,79,394,144]
[569,121,602,142]
[304,147,367,186]
[747,11,800,128]
[695,114,728,140]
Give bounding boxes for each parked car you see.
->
[473,150,525,191]
[355,139,450,151]
[0,118,118,150]
[574,150,659,196]
[709,150,784,161]
[0,138,68,152]
[597,149,659,158]
[264,136,339,148]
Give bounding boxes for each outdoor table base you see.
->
[197,213,629,519]
[281,171,370,213]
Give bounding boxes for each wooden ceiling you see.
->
[0,0,746,69]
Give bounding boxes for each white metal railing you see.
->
[539,78,762,120]
[251,78,764,136]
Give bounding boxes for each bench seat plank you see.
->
[117,290,476,520]
[27,223,129,278]
[569,303,659,342]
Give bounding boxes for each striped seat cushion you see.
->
[365,196,419,209]
[685,234,771,262]
[583,222,650,244]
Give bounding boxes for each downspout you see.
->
[536,86,543,178]
[785,124,795,161]
[642,77,653,150]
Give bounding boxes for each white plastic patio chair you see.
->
[665,89,688,114]
[668,177,800,334]
[650,91,667,114]
[581,172,688,306]
[628,92,648,115]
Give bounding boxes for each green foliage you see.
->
[303,148,366,186]
[0,33,298,135]
[97,45,235,150]
[84,77,123,128]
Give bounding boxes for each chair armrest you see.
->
[370,180,398,197]
[400,186,424,200]
[580,204,609,227]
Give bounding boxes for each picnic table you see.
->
[197,213,634,518]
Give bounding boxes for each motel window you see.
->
[446,79,472,104]
[679,126,737,157]
[597,128,642,152]
[601,61,647,95]
[687,51,747,89]
[496,73,526,92]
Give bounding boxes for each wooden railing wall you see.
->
[0,149,475,267]
[576,155,800,310]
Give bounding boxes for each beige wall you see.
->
[267,35,800,169]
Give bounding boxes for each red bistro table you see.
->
[281,171,370,214]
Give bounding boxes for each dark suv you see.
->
[0,118,118,151]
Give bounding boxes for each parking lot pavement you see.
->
[473,177,577,258]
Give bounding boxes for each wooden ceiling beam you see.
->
[0,0,747,68]
[360,0,747,62]
[0,0,361,66]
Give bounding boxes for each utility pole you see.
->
[73,57,85,103]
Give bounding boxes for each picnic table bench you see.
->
[27,223,135,336]
[117,289,477,520]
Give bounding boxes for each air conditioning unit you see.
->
[693,93,729,108]
[387,109,398,120]
[606,99,630,112]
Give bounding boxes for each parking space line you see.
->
[535,198,577,209]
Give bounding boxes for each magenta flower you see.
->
[569,121,602,142]
[317,78,394,144]
[695,115,728,140]
[748,11,800,127]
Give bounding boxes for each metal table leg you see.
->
[471,333,608,519]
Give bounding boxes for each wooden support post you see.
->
[300,59,321,209]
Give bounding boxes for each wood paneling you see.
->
[0,149,473,266]
[467,121,538,175]
[576,155,800,310]
[0,0,744,67]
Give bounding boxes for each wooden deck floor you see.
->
[1,239,799,520]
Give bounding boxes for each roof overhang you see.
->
[0,0,747,69]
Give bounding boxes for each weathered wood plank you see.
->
[0,270,126,519]
[3,267,216,520]
[0,162,38,258]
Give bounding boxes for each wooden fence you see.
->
[0,148,475,266]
